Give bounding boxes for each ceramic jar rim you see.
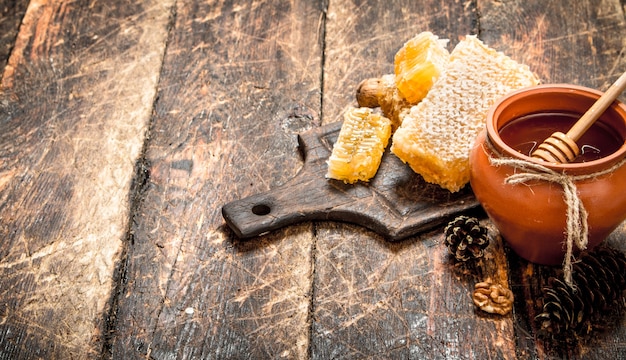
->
[486,84,626,174]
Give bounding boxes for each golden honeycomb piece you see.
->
[326,107,392,184]
[394,31,449,103]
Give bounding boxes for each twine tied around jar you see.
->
[485,138,626,287]
[488,156,588,287]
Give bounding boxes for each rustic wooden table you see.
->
[1,0,626,359]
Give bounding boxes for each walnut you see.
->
[473,281,514,315]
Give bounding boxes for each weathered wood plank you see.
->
[109,0,324,358]
[0,0,29,80]
[0,0,173,357]
[310,1,514,359]
[480,1,626,357]
[479,0,626,100]
[312,225,518,359]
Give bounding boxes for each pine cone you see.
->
[444,216,489,262]
[535,245,626,340]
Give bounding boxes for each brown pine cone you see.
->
[535,245,626,340]
[444,216,489,262]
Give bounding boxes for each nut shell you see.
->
[473,281,514,315]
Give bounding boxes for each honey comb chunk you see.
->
[394,32,450,103]
[326,108,392,184]
[390,35,540,192]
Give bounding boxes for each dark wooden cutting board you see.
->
[222,121,480,241]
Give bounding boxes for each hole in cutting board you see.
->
[251,203,271,216]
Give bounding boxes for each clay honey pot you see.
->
[469,84,626,265]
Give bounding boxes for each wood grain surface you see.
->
[0,0,29,81]
[0,0,625,359]
[109,1,324,358]
[0,0,174,357]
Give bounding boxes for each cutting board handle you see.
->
[221,174,342,238]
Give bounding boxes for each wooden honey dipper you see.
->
[532,71,626,163]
